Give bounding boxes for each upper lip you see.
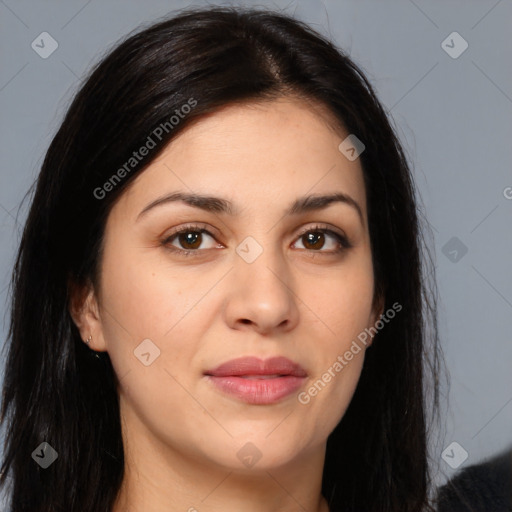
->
[204,356,307,377]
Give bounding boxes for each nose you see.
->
[223,241,300,336]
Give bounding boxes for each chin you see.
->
[207,434,306,472]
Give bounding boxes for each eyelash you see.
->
[161,223,352,258]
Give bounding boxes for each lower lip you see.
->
[205,375,306,404]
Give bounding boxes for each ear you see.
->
[68,276,107,352]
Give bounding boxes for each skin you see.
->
[70,96,383,512]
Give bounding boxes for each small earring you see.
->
[85,335,92,346]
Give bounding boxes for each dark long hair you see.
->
[0,6,441,511]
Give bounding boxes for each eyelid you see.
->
[161,222,215,241]
[295,223,348,242]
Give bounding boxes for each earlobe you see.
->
[67,277,106,351]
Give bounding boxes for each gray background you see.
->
[1,0,511,498]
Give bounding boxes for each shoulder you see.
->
[436,448,512,512]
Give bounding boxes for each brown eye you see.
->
[301,231,327,250]
[174,230,204,250]
[164,229,216,250]
[161,224,219,257]
[161,223,351,258]
[293,226,351,254]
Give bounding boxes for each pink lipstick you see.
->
[204,356,307,405]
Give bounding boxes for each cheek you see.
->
[97,259,210,447]
[99,240,183,338]
[96,244,188,390]
[114,361,211,463]
[296,257,374,432]
[310,256,375,339]
[295,351,365,451]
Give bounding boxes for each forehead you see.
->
[119,96,368,223]
[169,95,346,158]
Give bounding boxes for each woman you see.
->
[0,6,441,512]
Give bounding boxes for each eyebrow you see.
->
[136,191,364,225]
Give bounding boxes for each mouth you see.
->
[203,356,307,404]
[237,374,287,379]
[204,355,307,377]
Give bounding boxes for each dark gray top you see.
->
[436,448,512,512]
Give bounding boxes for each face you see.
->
[73,96,382,473]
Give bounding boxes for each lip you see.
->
[204,356,307,405]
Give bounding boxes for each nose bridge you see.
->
[234,233,290,294]
[227,232,299,331]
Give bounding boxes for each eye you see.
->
[293,224,351,254]
[161,223,351,257]
[161,223,219,256]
